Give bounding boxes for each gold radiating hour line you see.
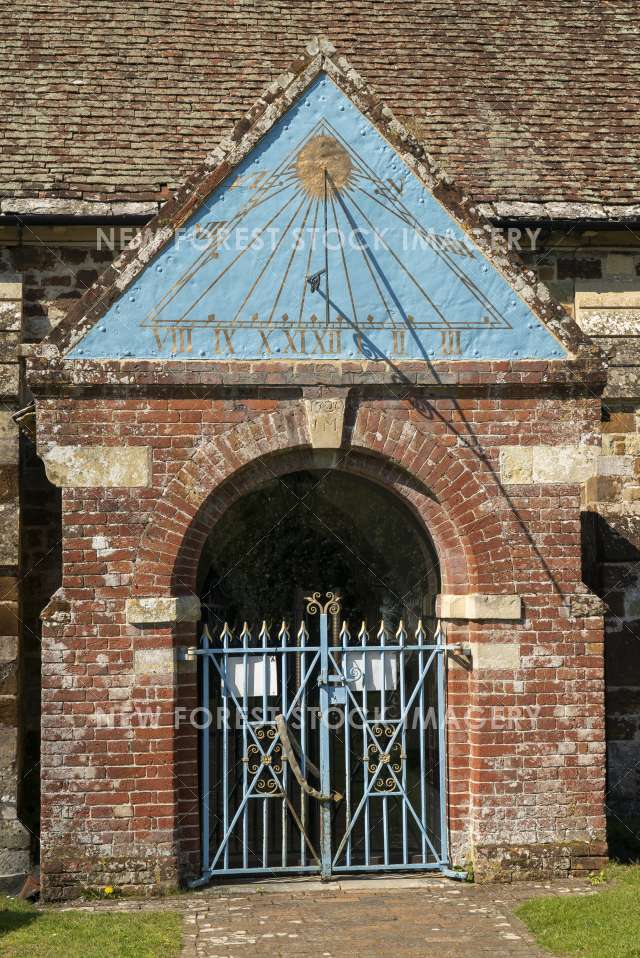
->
[329,180,396,327]
[327,181,359,327]
[264,195,316,327]
[144,176,301,326]
[351,179,510,329]
[175,188,306,326]
[228,193,309,328]
[318,116,510,329]
[336,186,454,329]
[297,198,321,327]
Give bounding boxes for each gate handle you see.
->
[275,714,342,803]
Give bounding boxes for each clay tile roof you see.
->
[2,1,640,214]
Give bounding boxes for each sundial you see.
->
[68,76,566,361]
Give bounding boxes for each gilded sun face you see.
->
[295,135,353,198]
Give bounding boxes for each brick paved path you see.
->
[178,876,595,957]
[54,875,596,957]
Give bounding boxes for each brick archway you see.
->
[131,404,517,602]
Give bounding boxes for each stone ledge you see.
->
[40,444,151,488]
[1,198,159,218]
[126,595,201,626]
[437,593,522,620]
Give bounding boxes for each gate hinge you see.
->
[178,647,198,662]
[447,643,472,669]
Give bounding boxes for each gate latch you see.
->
[318,670,352,705]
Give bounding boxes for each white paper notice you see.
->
[222,655,278,698]
[344,651,398,692]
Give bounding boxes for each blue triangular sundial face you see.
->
[68,75,566,361]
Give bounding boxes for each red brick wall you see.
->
[36,391,607,896]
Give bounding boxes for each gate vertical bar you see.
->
[417,621,427,862]
[398,621,408,865]
[319,608,332,880]
[299,622,308,867]
[280,622,288,868]
[260,621,269,868]
[241,623,249,870]
[341,622,352,868]
[436,621,449,865]
[201,627,210,873]
[360,621,370,867]
[380,621,389,867]
[221,623,230,871]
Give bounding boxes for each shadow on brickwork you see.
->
[582,511,640,861]
[17,433,62,848]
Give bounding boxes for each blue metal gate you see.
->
[192,592,448,883]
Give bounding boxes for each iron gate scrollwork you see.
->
[192,593,449,883]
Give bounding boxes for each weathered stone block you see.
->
[41,445,151,488]
[0,605,18,637]
[0,464,19,500]
[583,475,623,505]
[0,365,19,398]
[134,648,175,676]
[569,593,607,617]
[499,446,532,483]
[0,412,18,464]
[304,397,346,448]
[0,638,17,665]
[602,412,636,434]
[470,641,521,670]
[126,595,201,625]
[0,302,21,332]
[0,278,22,301]
[0,579,18,602]
[437,593,522,620]
[0,506,19,565]
[533,445,598,483]
[596,455,634,477]
[500,444,598,484]
[0,696,17,726]
[605,253,635,276]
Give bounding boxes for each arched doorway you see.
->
[194,469,448,881]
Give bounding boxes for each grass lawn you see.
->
[517,865,640,958]
[0,896,182,958]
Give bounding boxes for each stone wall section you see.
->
[519,233,640,856]
[3,229,121,861]
[0,275,30,889]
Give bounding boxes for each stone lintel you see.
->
[437,593,522,621]
[303,397,345,449]
[469,641,521,670]
[41,444,151,487]
[126,595,201,626]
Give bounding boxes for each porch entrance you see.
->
[195,469,447,882]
